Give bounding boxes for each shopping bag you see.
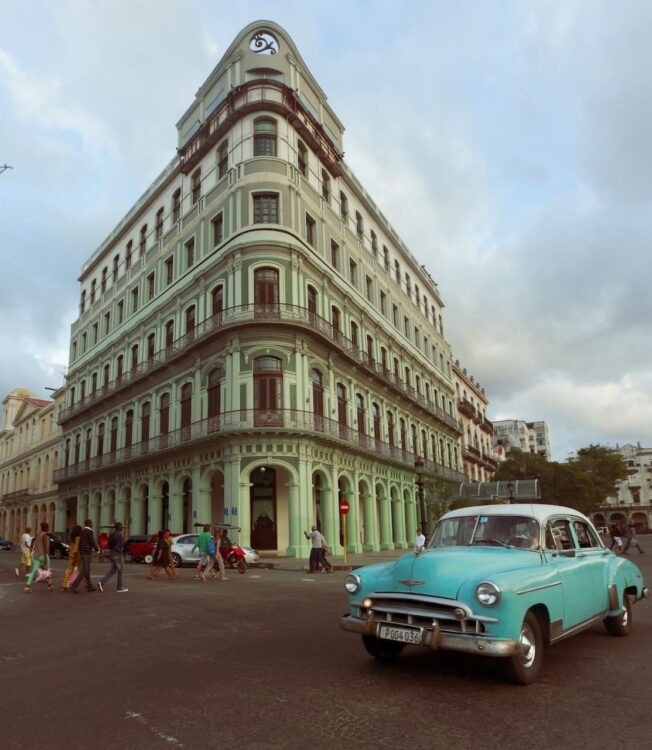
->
[68,567,79,586]
[36,567,53,584]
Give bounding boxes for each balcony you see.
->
[457,398,476,419]
[54,409,466,485]
[178,80,343,178]
[60,304,462,434]
[463,444,482,461]
[479,418,494,435]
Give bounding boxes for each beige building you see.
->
[453,361,497,483]
[492,419,551,461]
[55,21,465,556]
[0,387,66,542]
[592,443,652,532]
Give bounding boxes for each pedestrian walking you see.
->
[414,528,426,553]
[70,519,100,593]
[304,525,333,573]
[15,525,33,579]
[212,528,228,581]
[192,525,213,581]
[61,525,84,591]
[24,522,53,593]
[147,530,176,580]
[609,524,623,553]
[623,524,645,554]
[97,522,128,592]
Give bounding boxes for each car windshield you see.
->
[430,514,541,550]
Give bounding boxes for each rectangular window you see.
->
[253,193,279,224]
[172,189,181,223]
[147,272,155,300]
[212,213,223,246]
[117,300,124,324]
[217,140,228,179]
[297,140,307,177]
[131,287,138,313]
[139,224,147,256]
[392,304,399,328]
[155,208,164,240]
[383,245,390,272]
[415,327,420,348]
[92,322,98,345]
[112,255,119,282]
[340,192,348,223]
[355,211,364,240]
[404,316,410,338]
[365,275,373,302]
[185,238,195,268]
[125,241,132,270]
[165,256,174,285]
[405,273,412,297]
[82,333,87,352]
[322,170,331,202]
[191,169,201,204]
[305,214,316,246]
[415,284,420,306]
[104,312,110,336]
[371,231,378,257]
[330,240,339,270]
[72,341,77,360]
[349,259,358,287]
[380,290,387,316]
[394,259,401,285]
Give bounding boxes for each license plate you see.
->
[378,623,422,645]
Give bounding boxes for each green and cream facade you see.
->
[56,22,465,556]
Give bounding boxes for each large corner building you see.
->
[55,21,465,557]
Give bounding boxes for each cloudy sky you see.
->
[1,0,651,460]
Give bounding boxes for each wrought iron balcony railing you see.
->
[54,408,466,485]
[60,304,462,434]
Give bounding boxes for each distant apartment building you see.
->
[0,387,65,542]
[492,419,551,461]
[592,443,652,532]
[453,361,497,483]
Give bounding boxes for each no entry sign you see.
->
[339,499,350,515]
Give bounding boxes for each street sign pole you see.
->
[339,498,350,566]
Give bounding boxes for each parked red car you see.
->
[124,533,157,564]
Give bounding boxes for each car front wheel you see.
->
[172,553,182,568]
[53,548,63,560]
[503,611,544,685]
[144,554,154,565]
[604,593,632,636]
[362,635,405,662]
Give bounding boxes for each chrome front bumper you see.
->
[340,615,520,658]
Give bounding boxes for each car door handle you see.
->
[577,553,587,558]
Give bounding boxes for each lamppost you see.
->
[415,456,427,535]
[507,481,515,504]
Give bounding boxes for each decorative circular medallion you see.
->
[250,31,279,55]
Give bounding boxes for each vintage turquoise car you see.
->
[341,504,648,684]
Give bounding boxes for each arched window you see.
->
[366,334,374,363]
[180,383,192,430]
[64,439,70,468]
[331,306,341,334]
[97,423,105,457]
[165,320,174,350]
[254,357,283,426]
[387,410,395,446]
[307,285,318,319]
[350,321,358,347]
[185,305,196,341]
[400,418,407,452]
[116,355,124,383]
[211,286,224,317]
[141,402,151,444]
[321,170,331,202]
[131,344,139,372]
[85,429,92,462]
[101,267,107,293]
[90,279,97,304]
[311,369,323,419]
[254,117,277,156]
[110,417,118,453]
[147,333,155,362]
[372,403,381,442]
[336,383,347,426]
[254,268,279,312]
[74,434,81,464]
[125,410,134,450]
[159,393,170,435]
[422,430,428,460]
[411,424,418,453]
[356,394,365,435]
[208,370,221,421]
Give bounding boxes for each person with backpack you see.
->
[97,522,128,592]
[192,525,214,582]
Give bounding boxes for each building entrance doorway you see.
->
[250,467,277,550]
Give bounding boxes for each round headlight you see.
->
[345,574,361,594]
[476,581,501,606]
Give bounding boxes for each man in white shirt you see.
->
[414,528,426,553]
[15,526,33,578]
[304,525,333,573]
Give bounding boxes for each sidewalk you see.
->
[253,547,410,572]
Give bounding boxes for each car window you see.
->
[572,521,600,549]
[176,535,198,545]
[546,519,573,550]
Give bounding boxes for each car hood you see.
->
[373,546,542,599]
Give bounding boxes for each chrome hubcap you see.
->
[621,604,629,627]
[519,623,536,668]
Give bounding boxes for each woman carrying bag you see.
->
[25,522,53,593]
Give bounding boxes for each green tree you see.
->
[570,445,628,506]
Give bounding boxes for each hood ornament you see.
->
[399,579,426,587]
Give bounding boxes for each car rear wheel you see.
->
[362,635,405,662]
[53,548,63,560]
[124,552,134,563]
[503,611,544,685]
[604,592,632,636]
[172,553,182,568]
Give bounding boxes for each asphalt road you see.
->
[0,550,650,750]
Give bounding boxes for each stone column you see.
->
[131,493,145,535]
[148,494,162,534]
[89,494,101,533]
[361,491,377,551]
[405,498,418,546]
[286,482,301,557]
[378,492,393,550]
[392,496,407,549]
[237,479,250,547]
[193,467,210,529]
[55,500,67,533]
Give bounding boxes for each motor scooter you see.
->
[220,541,247,573]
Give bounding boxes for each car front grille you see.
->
[353,593,498,635]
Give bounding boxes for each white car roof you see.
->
[441,503,592,525]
